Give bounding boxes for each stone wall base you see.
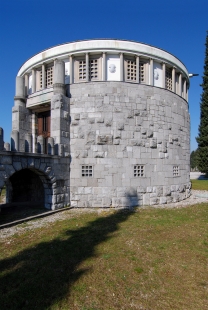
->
[70,182,191,208]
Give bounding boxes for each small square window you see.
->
[82,165,93,177]
[173,166,179,177]
[134,165,145,177]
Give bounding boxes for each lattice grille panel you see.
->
[139,62,145,83]
[40,67,54,88]
[82,165,93,177]
[166,68,172,90]
[126,60,137,81]
[134,165,145,177]
[40,71,43,89]
[46,67,53,87]
[173,166,179,176]
[79,60,86,80]
[89,59,98,80]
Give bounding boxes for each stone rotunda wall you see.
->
[7,39,191,209]
[69,81,190,207]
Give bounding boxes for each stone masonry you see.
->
[0,40,191,209]
[69,82,191,208]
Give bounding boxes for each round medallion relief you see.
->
[109,64,116,73]
[154,69,159,80]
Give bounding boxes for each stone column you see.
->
[25,74,29,96]
[59,144,64,157]
[186,81,189,102]
[48,137,54,155]
[183,79,187,100]
[0,128,4,151]
[11,130,19,151]
[32,69,36,93]
[136,56,139,83]
[172,67,176,93]
[13,76,31,152]
[31,113,36,153]
[162,63,166,88]
[15,76,25,107]
[102,52,106,81]
[51,60,70,156]
[54,58,58,66]
[25,133,32,153]
[42,63,46,89]
[120,53,124,81]
[86,53,89,82]
[178,73,182,96]
[53,60,65,95]
[4,143,10,151]
[145,60,149,85]
[150,58,153,86]
[37,135,44,154]
[69,55,73,84]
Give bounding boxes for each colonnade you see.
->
[22,51,188,100]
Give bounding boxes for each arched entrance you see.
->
[9,169,45,207]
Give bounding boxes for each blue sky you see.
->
[0,0,207,151]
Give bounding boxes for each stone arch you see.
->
[8,167,53,210]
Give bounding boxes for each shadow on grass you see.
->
[0,208,135,309]
[0,203,50,225]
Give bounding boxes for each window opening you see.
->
[40,66,54,88]
[173,166,179,176]
[126,59,137,81]
[82,165,93,177]
[134,165,145,177]
[79,60,86,80]
[89,59,98,80]
[139,62,145,83]
[166,67,172,90]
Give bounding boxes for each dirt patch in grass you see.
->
[0,204,208,310]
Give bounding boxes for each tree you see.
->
[190,150,198,170]
[196,31,208,173]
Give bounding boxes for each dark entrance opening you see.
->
[10,169,44,207]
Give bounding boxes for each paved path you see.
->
[190,172,208,180]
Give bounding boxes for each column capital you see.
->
[53,58,58,65]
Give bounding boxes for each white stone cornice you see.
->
[17,39,189,79]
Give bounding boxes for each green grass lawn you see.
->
[191,179,208,190]
[0,205,208,310]
[0,187,6,204]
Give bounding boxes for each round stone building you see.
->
[4,39,191,208]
